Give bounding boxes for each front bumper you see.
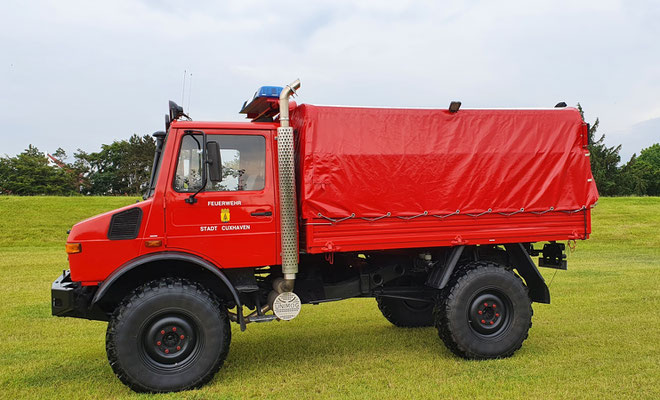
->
[52,270,105,320]
[52,270,82,317]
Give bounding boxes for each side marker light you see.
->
[65,243,82,254]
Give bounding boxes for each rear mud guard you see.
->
[504,243,551,304]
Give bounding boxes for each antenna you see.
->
[181,69,187,105]
[187,72,193,114]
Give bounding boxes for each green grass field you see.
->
[0,196,658,399]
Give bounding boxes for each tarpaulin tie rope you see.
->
[561,206,586,214]
[396,211,429,220]
[498,208,525,216]
[360,212,391,221]
[466,208,493,217]
[317,212,355,223]
[432,210,460,219]
[531,207,555,215]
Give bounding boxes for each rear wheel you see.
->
[376,296,434,327]
[434,262,532,359]
[106,278,230,393]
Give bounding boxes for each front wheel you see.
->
[106,278,231,393]
[434,262,533,359]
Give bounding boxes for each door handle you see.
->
[251,211,272,217]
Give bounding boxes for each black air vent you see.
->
[108,208,142,240]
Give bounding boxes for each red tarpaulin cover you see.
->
[290,104,599,220]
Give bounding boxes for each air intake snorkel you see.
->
[270,79,302,320]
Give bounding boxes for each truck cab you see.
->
[60,121,281,284]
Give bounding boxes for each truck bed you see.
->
[290,104,598,253]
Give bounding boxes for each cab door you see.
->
[164,129,277,268]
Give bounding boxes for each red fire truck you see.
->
[52,79,598,392]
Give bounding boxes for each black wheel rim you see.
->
[139,312,203,372]
[467,289,513,338]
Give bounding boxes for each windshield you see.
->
[144,131,167,199]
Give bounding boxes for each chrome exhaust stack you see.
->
[272,79,302,320]
[278,79,300,130]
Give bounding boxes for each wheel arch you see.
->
[92,252,244,327]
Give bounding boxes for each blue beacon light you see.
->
[239,86,285,121]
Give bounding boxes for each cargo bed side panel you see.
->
[304,210,589,253]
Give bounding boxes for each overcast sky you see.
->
[2,0,659,162]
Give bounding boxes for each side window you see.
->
[173,134,266,193]
[174,134,204,192]
[212,135,266,192]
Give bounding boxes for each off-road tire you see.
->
[376,297,435,327]
[106,278,231,393]
[434,261,533,359]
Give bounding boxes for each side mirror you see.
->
[207,141,222,183]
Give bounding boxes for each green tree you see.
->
[635,143,660,195]
[617,154,647,196]
[0,145,77,195]
[52,147,68,162]
[74,134,155,195]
